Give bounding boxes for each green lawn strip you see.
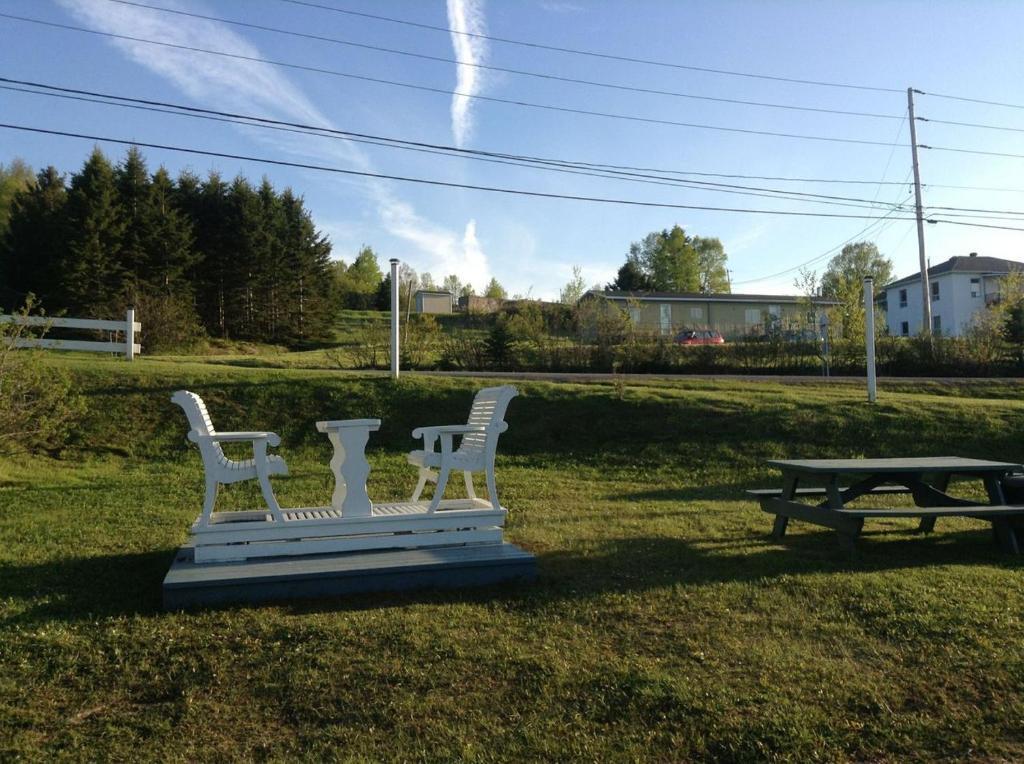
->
[2,357,1024,759]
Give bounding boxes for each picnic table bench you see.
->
[750,456,1024,553]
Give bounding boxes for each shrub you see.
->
[134,291,206,353]
[0,298,85,454]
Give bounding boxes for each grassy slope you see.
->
[2,357,1024,761]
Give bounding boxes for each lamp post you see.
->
[390,258,400,380]
[864,276,877,403]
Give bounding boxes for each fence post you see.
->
[863,277,876,402]
[389,258,400,380]
[125,307,135,361]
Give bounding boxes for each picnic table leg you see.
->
[981,476,1020,553]
[917,473,950,533]
[837,517,864,554]
[821,474,864,552]
[771,474,797,540]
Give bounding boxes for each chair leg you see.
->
[485,463,500,511]
[253,440,284,522]
[201,476,219,526]
[464,472,476,500]
[411,468,433,501]
[428,466,452,513]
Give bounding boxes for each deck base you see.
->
[163,541,536,610]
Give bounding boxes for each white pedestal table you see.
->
[315,418,381,518]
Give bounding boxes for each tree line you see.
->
[333,247,511,311]
[0,148,335,347]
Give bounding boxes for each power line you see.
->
[923,144,1024,161]
[0,12,908,149]
[11,79,1024,219]
[917,116,1024,134]
[276,0,904,94]
[920,90,1024,112]
[0,78,918,213]
[927,218,1024,233]
[103,0,902,121]
[0,77,914,190]
[0,121,928,221]
[732,194,914,285]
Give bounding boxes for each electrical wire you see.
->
[276,0,903,94]
[0,78,918,213]
[103,0,904,121]
[0,12,909,149]
[0,121,927,221]
[920,90,1024,111]
[917,116,1024,134]
[731,195,914,285]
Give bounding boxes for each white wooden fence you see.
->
[0,309,140,360]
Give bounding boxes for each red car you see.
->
[674,329,725,345]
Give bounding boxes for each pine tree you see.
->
[144,167,195,295]
[115,147,151,304]
[63,148,127,316]
[0,166,69,309]
[278,188,334,340]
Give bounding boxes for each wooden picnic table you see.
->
[751,456,1024,553]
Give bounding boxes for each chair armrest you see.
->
[189,431,282,447]
[412,424,488,439]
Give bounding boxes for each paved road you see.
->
[408,370,1024,386]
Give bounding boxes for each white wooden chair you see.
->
[408,385,518,513]
[171,390,288,526]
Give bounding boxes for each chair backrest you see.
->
[171,390,225,465]
[458,385,518,461]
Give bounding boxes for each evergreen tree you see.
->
[115,147,151,304]
[278,188,334,339]
[484,277,507,300]
[144,167,195,295]
[176,170,232,336]
[607,259,653,291]
[0,166,68,309]
[63,148,127,316]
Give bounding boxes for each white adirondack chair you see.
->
[171,390,288,525]
[408,385,518,513]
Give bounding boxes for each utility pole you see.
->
[907,87,932,336]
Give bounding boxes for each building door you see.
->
[660,304,672,335]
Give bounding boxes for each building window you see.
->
[690,307,703,320]
[931,281,940,301]
[628,307,641,325]
[971,278,981,298]
[744,308,760,325]
[932,315,942,335]
[901,321,909,336]
[898,288,907,308]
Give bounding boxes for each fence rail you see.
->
[1,309,140,359]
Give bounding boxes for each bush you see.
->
[0,299,85,454]
[134,291,206,353]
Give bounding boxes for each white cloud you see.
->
[447,0,488,148]
[57,0,491,283]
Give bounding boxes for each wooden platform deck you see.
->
[163,541,537,610]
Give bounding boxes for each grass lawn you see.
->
[2,357,1024,760]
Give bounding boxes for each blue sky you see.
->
[2,0,1023,299]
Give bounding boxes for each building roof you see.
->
[415,289,453,297]
[884,255,1024,290]
[593,290,839,305]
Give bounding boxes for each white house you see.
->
[881,253,1023,337]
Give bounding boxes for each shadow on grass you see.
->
[4,526,1022,625]
[0,549,174,625]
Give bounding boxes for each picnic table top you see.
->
[766,456,1022,475]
